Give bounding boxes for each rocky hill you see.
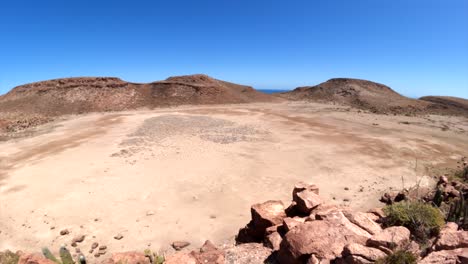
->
[278,78,468,116]
[0,74,276,116]
[420,96,468,115]
[0,75,278,133]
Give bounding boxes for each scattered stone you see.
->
[292,182,319,197]
[59,229,70,236]
[50,226,55,230]
[75,248,81,254]
[191,240,224,264]
[146,211,155,216]
[344,187,349,191]
[99,245,107,250]
[72,234,85,243]
[91,242,99,249]
[71,242,77,247]
[114,234,124,240]
[172,241,190,251]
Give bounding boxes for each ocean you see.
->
[258,89,290,94]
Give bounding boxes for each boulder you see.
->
[366,208,385,219]
[283,217,306,232]
[293,190,323,215]
[164,253,197,264]
[251,200,286,227]
[419,248,468,264]
[292,182,319,197]
[101,252,150,264]
[224,243,272,264]
[314,210,373,239]
[343,211,382,235]
[435,222,468,250]
[277,219,371,263]
[18,254,57,264]
[342,243,387,262]
[237,200,286,242]
[265,232,282,251]
[191,240,224,264]
[366,226,410,250]
[172,241,191,251]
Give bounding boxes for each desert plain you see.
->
[1,101,467,256]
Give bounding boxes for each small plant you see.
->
[447,194,468,229]
[375,250,417,264]
[0,250,19,264]
[383,201,444,242]
[42,246,83,264]
[144,249,165,264]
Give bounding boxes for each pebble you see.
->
[114,234,124,240]
[172,241,190,250]
[91,242,99,249]
[60,229,70,236]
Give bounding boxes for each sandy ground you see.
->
[1,101,467,258]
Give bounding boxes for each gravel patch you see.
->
[111,114,268,158]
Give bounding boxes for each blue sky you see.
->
[1,0,467,98]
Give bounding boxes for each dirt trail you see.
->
[0,102,467,257]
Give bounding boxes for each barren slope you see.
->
[0,74,277,133]
[278,78,431,114]
[420,96,468,115]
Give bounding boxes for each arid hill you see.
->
[0,74,276,116]
[278,78,468,116]
[420,96,468,115]
[277,78,430,115]
[0,74,278,132]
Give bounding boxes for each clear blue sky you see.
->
[1,0,467,98]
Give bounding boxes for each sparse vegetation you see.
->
[42,246,78,264]
[375,250,417,264]
[383,201,444,242]
[0,250,19,264]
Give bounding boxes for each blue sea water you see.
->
[258,89,290,94]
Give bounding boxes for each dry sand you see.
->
[1,101,467,257]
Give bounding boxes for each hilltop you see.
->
[278,78,468,116]
[0,74,278,133]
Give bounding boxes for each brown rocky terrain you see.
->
[0,74,278,133]
[278,78,468,116]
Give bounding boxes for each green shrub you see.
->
[0,250,19,264]
[375,250,417,264]
[383,201,444,242]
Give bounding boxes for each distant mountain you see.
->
[278,78,467,116]
[420,96,468,115]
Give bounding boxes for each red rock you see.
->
[251,200,286,228]
[366,208,385,219]
[435,222,468,250]
[265,232,282,251]
[101,252,150,264]
[292,182,319,197]
[419,248,468,264]
[191,240,224,264]
[265,224,281,235]
[172,241,191,250]
[343,211,382,235]
[366,226,410,250]
[18,254,57,264]
[164,252,197,264]
[283,217,306,232]
[342,243,387,262]
[277,219,371,263]
[237,200,286,242]
[438,175,448,185]
[293,190,323,214]
[444,185,461,198]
